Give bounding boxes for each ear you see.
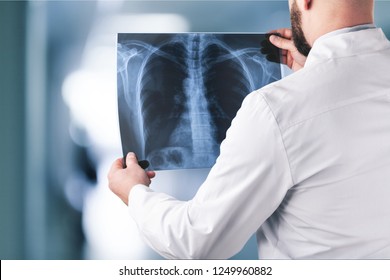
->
[295,0,312,11]
[304,0,313,10]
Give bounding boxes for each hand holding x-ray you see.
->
[108,152,156,205]
[268,28,307,71]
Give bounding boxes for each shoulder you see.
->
[249,62,342,132]
[244,70,311,131]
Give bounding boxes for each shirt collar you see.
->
[305,24,389,67]
[315,24,376,43]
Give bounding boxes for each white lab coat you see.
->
[128,26,390,259]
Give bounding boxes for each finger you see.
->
[268,28,292,39]
[126,152,139,167]
[146,170,156,179]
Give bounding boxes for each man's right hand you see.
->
[269,28,307,72]
[108,152,156,206]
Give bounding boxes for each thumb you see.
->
[126,152,139,167]
[269,35,295,51]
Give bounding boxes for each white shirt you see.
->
[128,27,390,259]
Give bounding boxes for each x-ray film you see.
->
[117,33,281,170]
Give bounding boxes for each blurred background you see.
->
[1,0,389,260]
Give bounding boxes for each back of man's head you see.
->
[295,0,374,46]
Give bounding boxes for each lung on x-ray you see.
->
[117,33,281,170]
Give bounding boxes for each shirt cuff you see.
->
[128,184,153,220]
[128,184,152,202]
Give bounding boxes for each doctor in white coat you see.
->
[108,0,390,259]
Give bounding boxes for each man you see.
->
[108,0,390,259]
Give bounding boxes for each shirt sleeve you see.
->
[128,91,294,259]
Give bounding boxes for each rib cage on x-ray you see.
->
[117,33,281,170]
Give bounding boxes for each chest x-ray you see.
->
[117,33,281,170]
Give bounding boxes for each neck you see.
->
[304,0,374,45]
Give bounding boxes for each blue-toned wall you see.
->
[1,0,389,260]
